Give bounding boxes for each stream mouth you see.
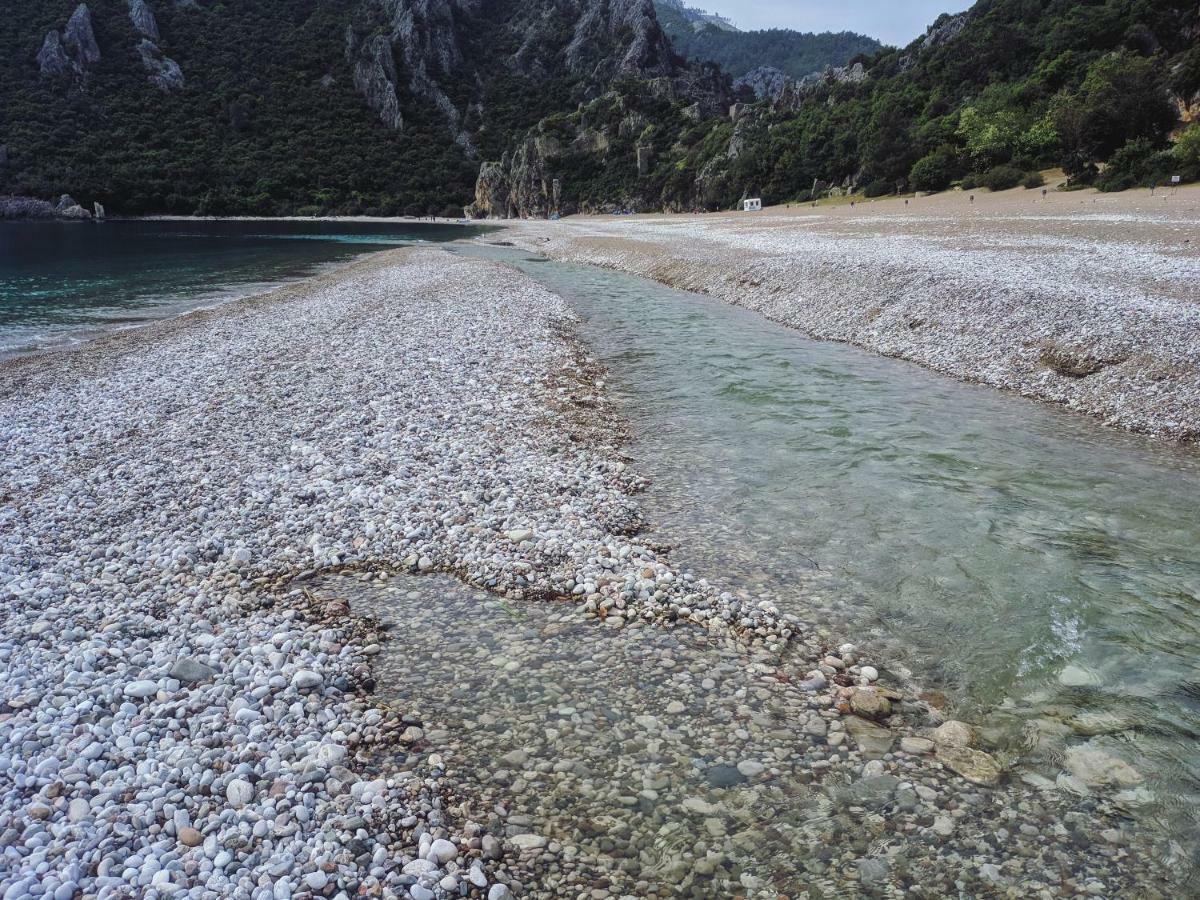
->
[453,243,1200,879]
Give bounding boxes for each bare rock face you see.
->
[347,32,404,131]
[465,160,513,219]
[64,5,101,67]
[129,0,162,41]
[38,4,100,79]
[733,66,791,102]
[921,12,970,51]
[565,0,675,82]
[348,0,473,146]
[37,32,75,78]
[137,39,185,91]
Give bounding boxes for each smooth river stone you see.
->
[843,716,894,759]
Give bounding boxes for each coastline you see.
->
[507,184,1200,443]
[0,247,1177,896]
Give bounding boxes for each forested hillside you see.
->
[1,0,1197,218]
[0,0,706,216]
[678,0,1200,205]
[653,1,881,81]
[0,0,485,216]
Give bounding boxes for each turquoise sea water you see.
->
[0,219,487,355]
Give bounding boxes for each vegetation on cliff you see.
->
[652,0,1200,211]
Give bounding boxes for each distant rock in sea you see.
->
[55,194,93,218]
[0,195,99,220]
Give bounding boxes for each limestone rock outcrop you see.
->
[920,12,970,51]
[37,33,75,79]
[564,0,675,83]
[129,0,161,41]
[349,0,685,152]
[64,5,101,67]
[733,66,791,101]
[55,194,92,218]
[137,38,185,91]
[466,136,562,219]
[38,4,100,79]
[347,32,404,131]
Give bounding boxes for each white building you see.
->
[743,198,762,212]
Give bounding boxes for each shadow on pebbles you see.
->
[314,572,1171,900]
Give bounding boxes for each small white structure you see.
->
[743,197,762,212]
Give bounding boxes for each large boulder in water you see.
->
[55,194,92,219]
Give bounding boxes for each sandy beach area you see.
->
[0,245,1181,898]
[508,184,1200,442]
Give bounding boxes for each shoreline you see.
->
[0,248,1177,896]
[506,184,1200,444]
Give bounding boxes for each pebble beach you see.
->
[509,186,1200,443]
[0,245,1185,898]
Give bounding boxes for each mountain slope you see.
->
[0,0,710,216]
[653,0,882,81]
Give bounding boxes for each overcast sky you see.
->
[698,1,974,47]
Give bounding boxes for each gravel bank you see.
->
[0,247,1176,898]
[0,247,795,899]
[506,187,1200,442]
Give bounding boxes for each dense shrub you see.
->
[909,148,958,192]
[1173,125,1200,179]
[1057,53,1178,161]
[1022,171,1046,189]
[862,179,894,198]
[1095,138,1175,191]
[979,165,1026,191]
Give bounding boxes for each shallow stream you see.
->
[458,244,1200,877]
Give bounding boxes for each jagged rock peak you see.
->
[129,0,162,41]
[566,0,676,81]
[37,32,73,78]
[38,4,100,79]
[137,39,185,91]
[64,5,101,65]
[377,0,471,147]
[920,11,970,50]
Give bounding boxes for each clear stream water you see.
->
[0,219,488,356]
[461,244,1200,866]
